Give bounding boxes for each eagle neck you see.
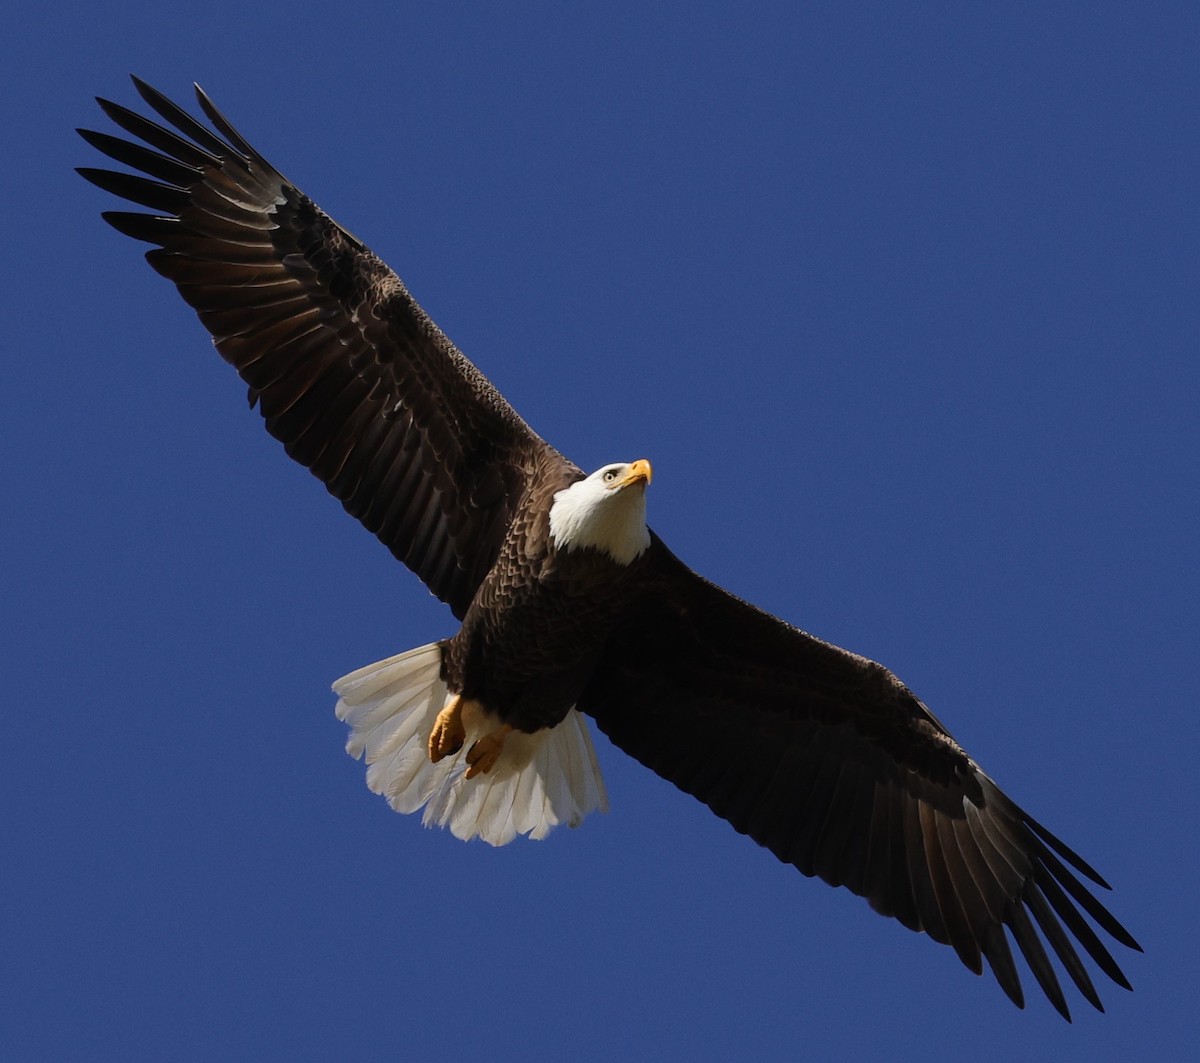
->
[548,480,650,566]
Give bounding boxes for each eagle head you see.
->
[548,459,653,565]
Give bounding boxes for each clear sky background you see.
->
[3,3,1195,1060]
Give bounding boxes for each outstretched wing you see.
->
[79,78,573,618]
[581,538,1140,1019]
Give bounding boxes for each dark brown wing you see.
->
[580,537,1140,1019]
[78,78,574,618]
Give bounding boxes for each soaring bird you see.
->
[78,78,1139,1020]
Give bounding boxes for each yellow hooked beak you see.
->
[619,458,653,489]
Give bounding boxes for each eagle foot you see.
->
[465,725,514,779]
[428,694,466,762]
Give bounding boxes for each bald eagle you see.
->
[79,78,1139,1020]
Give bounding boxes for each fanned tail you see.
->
[333,643,608,846]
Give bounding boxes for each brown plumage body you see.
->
[78,78,1140,1020]
[443,465,654,733]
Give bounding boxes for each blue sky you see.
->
[4,3,1195,1060]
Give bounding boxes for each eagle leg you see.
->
[428,694,466,762]
[465,725,514,779]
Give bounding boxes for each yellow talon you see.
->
[465,725,513,778]
[428,694,465,762]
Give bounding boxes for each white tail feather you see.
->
[333,643,608,846]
